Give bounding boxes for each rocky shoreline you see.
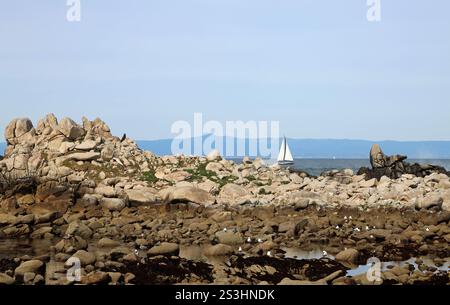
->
[0,115,449,285]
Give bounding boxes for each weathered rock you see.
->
[0,273,15,285]
[66,152,100,162]
[204,244,234,256]
[58,118,85,140]
[415,194,443,210]
[215,230,244,246]
[125,188,157,206]
[161,186,215,206]
[370,144,407,169]
[81,271,110,285]
[5,118,34,145]
[0,213,18,225]
[101,198,127,211]
[95,186,116,198]
[206,150,222,161]
[101,144,115,161]
[218,184,252,206]
[72,250,96,266]
[335,249,359,264]
[147,242,180,256]
[65,221,93,239]
[98,238,120,248]
[15,260,44,277]
[75,140,97,151]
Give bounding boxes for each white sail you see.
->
[284,140,294,161]
[278,137,294,162]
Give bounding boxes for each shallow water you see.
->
[0,238,53,259]
[2,239,448,280]
[282,247,450,277]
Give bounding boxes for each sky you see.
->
[0,0,449,141]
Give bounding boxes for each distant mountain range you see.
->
[136,138,450,159]
[2,139,450,159]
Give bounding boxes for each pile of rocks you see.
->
[358,144,449,180]
[0,115,449,286]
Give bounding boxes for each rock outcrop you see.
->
[358,144,448,180]
[0,115,449,286]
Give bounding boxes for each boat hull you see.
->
[278,161,294,166]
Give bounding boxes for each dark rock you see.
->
[358,144,449,180]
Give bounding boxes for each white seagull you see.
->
[257,238,263,243]
[247,237,252,243]
[322,251,328,257]
[267,251,272,257]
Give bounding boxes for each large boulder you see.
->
[161,186,215,206]
[217,184,252,206]
[359,144,448,180]
[66,152,100,162]
[5,118,35,145]
[58,118,85,140]
[125,188,158,206]
[370,144,406,169]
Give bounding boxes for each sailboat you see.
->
[278,136,294,166]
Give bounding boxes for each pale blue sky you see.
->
[0,0,449,141]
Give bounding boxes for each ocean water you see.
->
[291,159,450,176]
[231,158,450,177]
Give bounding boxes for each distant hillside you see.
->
[137,138,450,159]
[2,139,449,159]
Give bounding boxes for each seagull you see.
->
[349,216,353,220]
[257,238,263,243]
[223,228,228,232]
[365,226,370,231]
[267,251,272,257]
[322,251,328,257]
[344,216,348,220]
[134,249,139,256]
[370,235,374,239]
[354,228,361,232]
[238,247,243,252]
[247,237,252,243]
[335,225,340,230]
[426,227,430,232]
